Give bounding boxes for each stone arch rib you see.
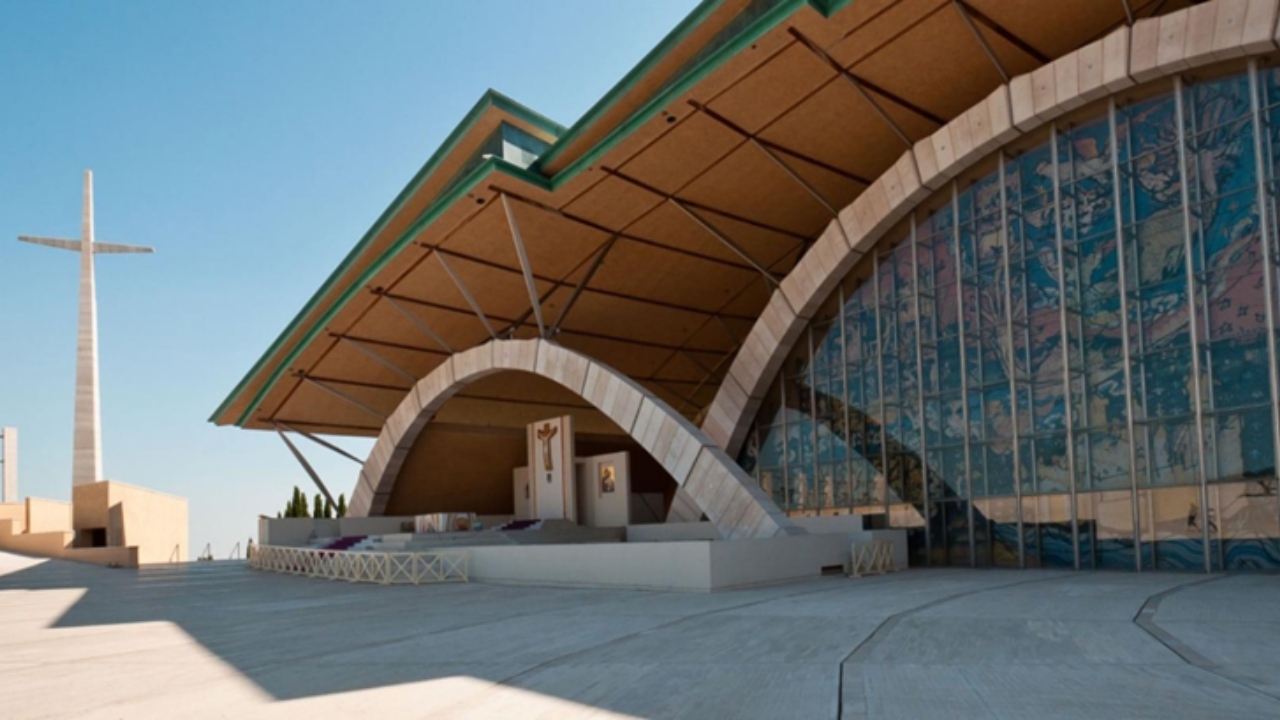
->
[349,338,800,540]
[701,0,1280,459]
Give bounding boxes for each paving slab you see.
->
[5,552,1280,719]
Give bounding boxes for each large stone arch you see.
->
[349,338,799,539]
[699,0,1280,460]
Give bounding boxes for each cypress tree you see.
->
[337,494,347,518]
[314,493,323,519]
[324,496,333,519]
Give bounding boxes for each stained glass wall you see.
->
[736,61,1280,570]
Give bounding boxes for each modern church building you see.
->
[215,0,1280,573]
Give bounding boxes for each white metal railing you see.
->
[848,540,896,577]
[249,545,468,585]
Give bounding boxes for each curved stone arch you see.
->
[348,338,799,539]
[700,0,1280,459]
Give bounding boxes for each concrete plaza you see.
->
[2,551,1279,719]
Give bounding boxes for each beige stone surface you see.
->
[929,124,956,180]
[535,342,591,395]
[581,363,644,432]
[1009,73,1037,131]
[451,344,494,383]
[1184,2,1219,67]
[1053,52,1084,112]
[1155,10,1191,75]
[491,337,539,372]
[1075,37,1106,104]
[953,112,978,163]
[1130,16,1162,82]
[1248,0,1280,52]
[986,85,1018,146]
[0,503,24,534]
[779,219,855,320]
[68,481,187,565]
[1103,25,1135,91]
[25,498,71,534]
[1031,63,1058,120]
[664,486,703,523]
[384,385,426,451]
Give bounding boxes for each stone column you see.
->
[73,170,102,487]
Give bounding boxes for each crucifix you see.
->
[18,170,154,488]
[536,422,558,472]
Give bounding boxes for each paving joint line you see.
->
[835,571,1076,720]
[430,572,944,717]
[1132,573,1280,705]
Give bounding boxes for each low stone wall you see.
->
[0,503,24,534]
[0,522,138,568]
[466,533,851,592]
[25,498,72,534]
[625,521,723,543]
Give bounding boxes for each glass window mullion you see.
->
[1249,61,1280,547]
[1174,75,1213,573]
[952,182,977,567]
[999,152,1026,568]
[910,214,932,564]
[1052,123,1083,570]
[1110,97,1145,571]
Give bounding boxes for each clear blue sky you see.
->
[0,0,697,558]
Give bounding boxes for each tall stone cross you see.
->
[18,170,154,488]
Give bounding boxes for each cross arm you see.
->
[17,236,154,254]
[18,235,82,252]
[92,241,154,255]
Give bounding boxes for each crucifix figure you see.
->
[536,422,558,472]
[18,170,154,488]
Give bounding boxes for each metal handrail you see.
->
[248,545,468,585]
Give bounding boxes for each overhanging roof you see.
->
[214,0,1190,436]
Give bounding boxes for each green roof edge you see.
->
[219,0,851,427]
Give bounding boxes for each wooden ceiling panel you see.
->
[971,17,1042,79]
[689,210,805,271]
[345,298,453,354]
[769,149,866,214]
[624,200,748,265]
[559,173,665,230]
[705,41,836,135]
[432,396,621,435]
[653,350,714,384]
[431,200,516,271]
[586,239,756,315]
[615,112,742,196]
[387,251,473,312]
[965,0,1128,61]
[828,0,950,68]
[271,379,403,433]
[554,333,678,379]
[460,372,594,408]
[377,297,493,353]
[851,6,1005,121]
[308,338,425,390]
[435,254,554,325]
[678,141,831,238]
[558,292,718,351]
[502,200,611,282]
[759,79,912,182]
